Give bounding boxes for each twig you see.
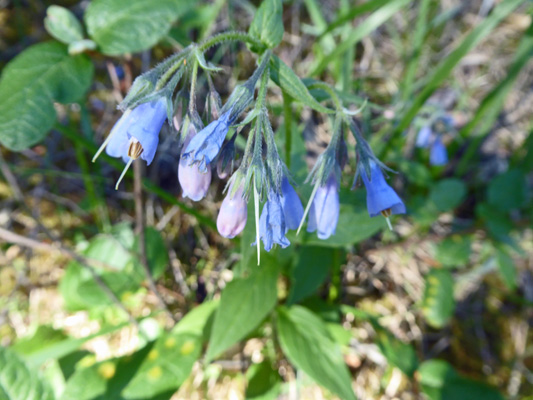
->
[133,159,177,322]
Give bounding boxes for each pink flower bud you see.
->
[178,127,212,201]
[217,185,247,238]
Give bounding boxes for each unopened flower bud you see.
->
[217,184,247,238]
[178,126,212,201]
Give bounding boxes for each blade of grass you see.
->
[303,0,336,51]
[456,19,533,175]
[400,0,432,103]
[310,0,410,76]
[381,0,526,158]
[318,0,392,38]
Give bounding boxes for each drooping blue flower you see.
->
[429,136,448,166]
[280,177,304,231]
[182,111,232,173]
[361,161,406,217]
[255,190,290,252]
[307,173,339,240]
[416,125,432,148]
[106,98,167,165]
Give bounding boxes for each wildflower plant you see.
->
[4,0,528,399]
[89,15,406,259]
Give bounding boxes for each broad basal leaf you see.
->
[85,0,191,55]
[0,41,93,150]
[122,332,201,399]
[276,306,356,400]
[0,346,55,400]
[422,269,455,329]
[419,360,504,400]
[206,259,279,361]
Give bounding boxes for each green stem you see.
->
[156,49,190,90]
[188,58,199,114]
[283,91,293,168]
[198,31,264,53]
[255,53,272,110]
[308,81,343,110]
[328,249,342,303]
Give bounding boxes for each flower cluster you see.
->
[93,41,406,261]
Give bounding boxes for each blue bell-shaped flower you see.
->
[429,136,448,166]
[255,190,290,252]
[361,161,405,218]
[280,177,304,231]
[106,98,167,165]
[182,111,232,173]
[307,173,339,240]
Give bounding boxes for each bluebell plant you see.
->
[93,32,406,262]
[416,115,454,166]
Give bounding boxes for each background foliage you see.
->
[0,0,532,399]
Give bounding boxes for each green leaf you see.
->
[11,323,128,367]
[0,42,93,150]
[372,323,418,377]
[245,361,281,400]
[249,0,284,49]
[61,345,156,400]
[122,332,201,399]
[459,19,533,140]
[435,236,472,268]
[496,248,517,290]
[276,305,356,400]
[0,346,55,400]
[172,300,218,341]
[429,179,466,212]
[396,0,525,134]
[487,169,528,211]
[287,246,333,304]
[419,359,504,400]
[311,0,410,75]
[476,203,515,243]
[422,269,455,329]
[318,0,392,37]
[44,6,84,44]
[269,55,332,114]
[11,326,67,358]
[206,260,280,361]
[85,0,191,55]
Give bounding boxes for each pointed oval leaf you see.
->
[0,347,55,400]
[276,305,356,400]
[269,55,332,114]
[44,6,84,44]
[85,0,191,55]
[422,269,455,328]
[0,41,93,150]
[206,259,279,361]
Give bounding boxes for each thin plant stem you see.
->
[133,159,177,323]
[283,91,293,168]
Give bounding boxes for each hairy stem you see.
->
[198,31,264,53]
